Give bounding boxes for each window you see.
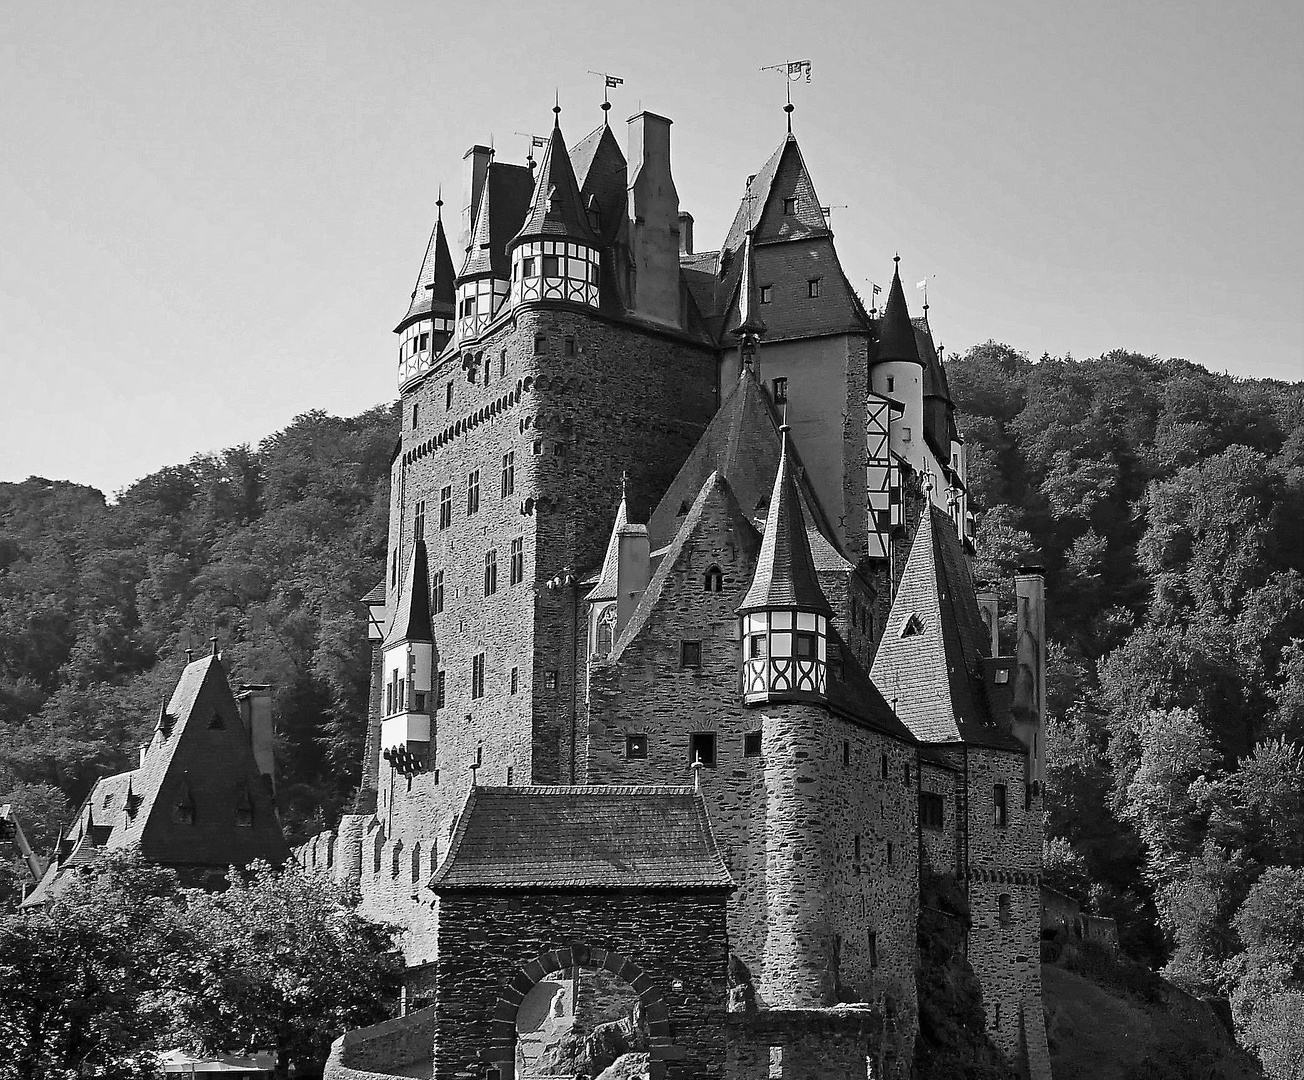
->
[995,668,1010,684]
[436,670,446,708]
[564,336,576,356]
[886,841,894,866]
[439,485,452,529]
[744,732,762,757]
[704,566,723,592]
[994,1003,1001,1030]
[807,277,822,298]
[625,734,648,759]
[533,333,545,354]
[414,500,426,542]
[901,613,925,638]
[524,256,536,278]
[903,763,911,787]
[414,690,427,713]
[446,382,454,410]
[484,549,498,596]
[689,732,717,768]
[772,376,788,404]
[510,538,524,585]
[510,667,519,694]
[412,404,419,429]
[994,783,1008,827]
[554,442,566,457]
[782,196,796,214]
[920,791,945,830]
[542,254,560,276]
[544,670,558,691]
[501,451,515,497]
[998,893,1012,928]
[886,376,895,393]
[460,295,475,317]
[533,440,543,455]
[432,570,444,614]
[868,930,878,969]
[390,551,397,588]
[471,654,486,700]
[680,640,702,669]
[901,426,912,443]
[793,630,818,658]
[499,350,507,377]
[843,740,850,766]
[467,470,480,515]
[881,752,889,779]
[759,284,773,304]
[854,834,862,860]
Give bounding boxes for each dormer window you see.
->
[783,197,797,215]
[901,614,925,638]
[704,566,724,593]
[759,285,773,304]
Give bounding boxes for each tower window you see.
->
[467,470,480,515]
[886,841,894,866]
[759,285,773,304]
[689,731,717,768]
[542,255,560,276]
[748,633,768,659]
[439,485,452,529]
[998,893,1012,927]
[843,740,850,766]
[901,614,925,638]
[484,549,498,596]
[471,653,486,700]
[564,336,576,356]
[744,732,762,757]
[533,333,545,354]
[868,930,878,969]
[793,630,818,658]
[772,377,788,404]
[391,551,397,588]
[625,734,648,760]
[807,277,822,298]
[680,640,702,669]
[994,784,1008,826]
[499,349,507,377]
[414,501,426,542]
[436,670,446,708]
[886,376,895,393]
[523,256,536,278]
[903,763,911,787]
[510,538,524,586]
[432,570,444,614]
[704,566,724,592]
[544,670,558,691]
[510,667,519,694]
[501,451,515,497]
[782,196,796,214]
[854,834,861,860]
[446,382,454,410]
[419,332,429,351]
[412,404,419,429]
[880,752,889,779]
[533,440,543,456]
[920,791,945,830]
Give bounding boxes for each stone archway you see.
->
[487,946,677,1080]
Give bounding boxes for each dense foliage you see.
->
[0,405,398,851]
[951,344,1304,1076]
[0,853,401,1080]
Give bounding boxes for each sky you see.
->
[1,0,1301,497]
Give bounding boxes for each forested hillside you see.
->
[2,348,1302,1072]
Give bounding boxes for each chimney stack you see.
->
[1013,568,1047,788]
[626,112,681,327]
[976,592,999,655]
[460,145,493,256]
[236,685,277,794]
[678,211,694,256]
[615,523,651,637]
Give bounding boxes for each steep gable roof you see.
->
[512,118,599,247]
[385,540,433,646]
[875,262,923,365]
[571,122,628,247]
[586,492,629,604]
[395,210,456,332]
[870,506,1023,751]
[723,135,831,255]
[458,161,534,280]
[429,786,734,891]
[738,427,833,617]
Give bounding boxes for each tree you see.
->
[168,863,402,1078]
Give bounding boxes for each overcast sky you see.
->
[2,0,1300,497]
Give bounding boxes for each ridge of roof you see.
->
[513,120,599,247]
[737,427,833,617]
[396,212,456,332]
[385,541,433,646]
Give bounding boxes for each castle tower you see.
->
[395,197,456,389]
[508,111,602,310]
[379,540,435,775]
[870,259,927,476]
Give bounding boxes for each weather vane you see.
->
[761,60,813,131]
[587,70,624,121]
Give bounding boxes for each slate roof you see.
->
[385,541,433,646]
[586,494,628,603]
[395,211,456,332]
[459,162,534,280]
[825,629,919,744]
[723,135,831,255]
[571,123,627,247]
[915,319,950,401]
[513,119,599,247]
[731,232,767,338]
[429,786,734,891]
[875,264,922,365]
[361,579,386,604]
[738,428,833,617]
[870,506,1024,752]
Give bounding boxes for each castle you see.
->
[302,98,1053,1080]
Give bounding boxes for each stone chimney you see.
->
[615,523,651,637]
[976,592,999,655]
[236,685,276,794]
[459,145,493,256]
[1013,568,1047,787]
[678,211,694,256]
[626,112,680,327]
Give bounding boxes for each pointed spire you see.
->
[397,193,457,330]
[738,427,833,617]
[876,256,923,366]
[587,489,630,603]
[512,114,598,247]
[385,541,434,646]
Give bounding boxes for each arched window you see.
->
[595,606,616,657]
[704,566,724,593]
[411,842,422,884]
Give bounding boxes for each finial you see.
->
[620,470,629,501]
[553,90,561,126]
[893,253,900,266]
[781,400,789,430]
[601,100,611,119]
[435,185,443,218]
[784,102,794,134]
[691,752,704,793]
[185,649,193,663]
[469,758,480,787]
[210,636,219,656]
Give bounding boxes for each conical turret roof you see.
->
[737,428,833,617]
[396,208,456,332]
[513,115,599,247]
[459,162,534,281]
[876,262,923,366]
[385,541,433,646]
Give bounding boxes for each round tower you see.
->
[395,196,456,390]
[870,257,927,474]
